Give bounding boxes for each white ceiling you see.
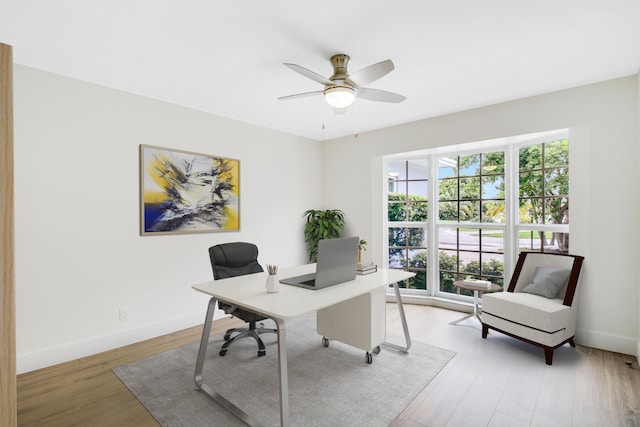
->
[1,1,639,141]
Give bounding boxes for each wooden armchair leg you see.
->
[481,324,489,339]
[544,347,554,365]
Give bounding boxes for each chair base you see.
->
[482,322,575,365]
[220,322,277,357]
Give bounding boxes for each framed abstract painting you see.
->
[140,145,240,235]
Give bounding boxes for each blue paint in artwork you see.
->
[144,204,165,231]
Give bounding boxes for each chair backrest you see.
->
[508,252,584,306]
[208,242,264,280]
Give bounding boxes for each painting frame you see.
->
[139,144,240,235]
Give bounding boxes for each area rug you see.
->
[113,314,455,427]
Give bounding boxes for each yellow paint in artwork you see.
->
[220,160,240,197]
[144,190,169,204]
[145,153,177,192]
[223,206,239,229]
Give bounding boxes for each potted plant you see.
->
[358,239,367,263]
[303,209,345,262]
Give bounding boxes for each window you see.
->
[438,152,505,223]
[437,151,506,296]
[384,131,569,299]
[388,226,427,289]
[387,160,428,222]
[517,138,569,254]
[387,160,428,290]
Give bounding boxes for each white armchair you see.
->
[481,252,584,365]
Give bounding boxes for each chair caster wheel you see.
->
[373,346,381,354]
[366,352,373,364]
[258,350,266,357]
[219,349,227,356]
[223,334,231,341]
[322,337,329,347]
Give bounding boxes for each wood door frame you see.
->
[0,42,17,426]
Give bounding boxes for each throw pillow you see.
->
[521,267,571,299]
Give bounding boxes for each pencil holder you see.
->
[266,264,279,293]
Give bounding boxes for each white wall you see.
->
[324,76,639,356]
[14,65,640,373]
[13,65,322,373]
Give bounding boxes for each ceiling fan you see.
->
[278,54,406,111]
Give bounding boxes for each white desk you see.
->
[192,264,415,427]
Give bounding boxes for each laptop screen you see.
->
[279,236,359,289]
[314,236,358,286]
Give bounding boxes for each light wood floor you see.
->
[17,305,640,427]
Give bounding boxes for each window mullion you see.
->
[504,145,518,283]
[427,156,439,296]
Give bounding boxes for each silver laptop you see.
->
[280,236,359,290]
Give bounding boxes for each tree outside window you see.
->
[519,139,569,253]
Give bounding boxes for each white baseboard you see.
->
[17,309,222,374]
[18,300,640,373]
[386,293,639,357]
[574,327,637,357]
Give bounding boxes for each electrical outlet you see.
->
[119,308,129,322]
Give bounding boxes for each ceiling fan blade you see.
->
[278,90,324,101]
[346,59,395,87]
[357,87,407,103]
[283,63,333,86]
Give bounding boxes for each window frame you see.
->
[383,129,569,301]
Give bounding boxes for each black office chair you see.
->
[208,242,276,357]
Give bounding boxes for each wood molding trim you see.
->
[0,42,17,427]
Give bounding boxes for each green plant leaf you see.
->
[302,209,345,261]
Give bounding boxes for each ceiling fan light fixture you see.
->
[324,85,356,108]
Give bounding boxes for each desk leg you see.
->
[382,281,412,354]
[193,298,289,427]
[273,318,290,427]
[194,297,260,426]
[194,297,216,389]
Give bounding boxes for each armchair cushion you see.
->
[482,292,571,333]
[521,267,571,299]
